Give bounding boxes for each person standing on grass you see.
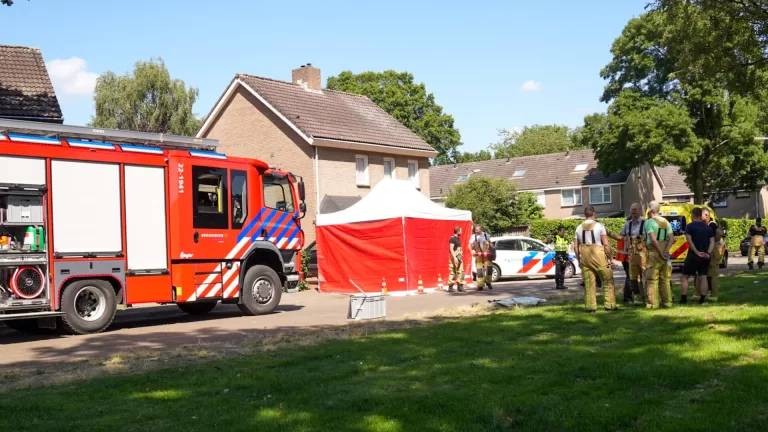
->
[680,207,714,304]
[447,226,465,292]
[695,209,722,302]
[644,201,675,309]
[470,224,493,291]
[574,206,617,312]
[609,204,646,305]
[747,217,766,270]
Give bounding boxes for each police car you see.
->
[471,235,581,283]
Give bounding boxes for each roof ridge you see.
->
[0,44,41,51]
[430,148,596,170]
[236,73,371,99]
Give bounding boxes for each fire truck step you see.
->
[0,311,65,321]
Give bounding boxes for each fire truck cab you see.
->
[0,119,306,335]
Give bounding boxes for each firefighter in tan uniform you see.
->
[748,217,766,270]
[574,206,617,312]
[470,224,493,291]
[644,201,675,309]
[448,226,465,292]
[608,203,646,305]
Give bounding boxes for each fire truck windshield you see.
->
[263,173,295,213]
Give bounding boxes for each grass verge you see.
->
[2,272,768,431]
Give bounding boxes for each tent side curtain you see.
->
[404,218,473,288]
[316,217,406,294]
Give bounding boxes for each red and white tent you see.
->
[316,179,473,295]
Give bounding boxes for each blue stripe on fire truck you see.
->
[266,211,290,238]
[237,208,264,242]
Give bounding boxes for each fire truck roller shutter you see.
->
[125,165,168,271]
[51,161,122,255]
[0,156,46,185]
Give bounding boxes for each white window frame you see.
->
[383,157,396,180]
[408,160,420,188]
[512,168,526,177]
[560,188,583,207]
[709,196,728,208]
[736,191,751,199]
[355,155,369,186]
[589,186,612,205]
[531,190,546,208]
[573,163,588,172]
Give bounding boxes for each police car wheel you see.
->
[719,253,728,269]
[238,265,282,316]
[490,264,501,283]
[564,263,576,278]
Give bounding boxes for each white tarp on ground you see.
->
[316,179,472,226]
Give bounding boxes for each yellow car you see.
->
[658,202,728,268]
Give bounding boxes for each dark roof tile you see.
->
[429,149,630,197]
[0,45,62,121]
[655,165,691,195]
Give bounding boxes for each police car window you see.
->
[495,240,515,251]
[193,166,229,229]
[521,239,546,252]
[263,174,295,213]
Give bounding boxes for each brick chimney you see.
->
[292,63,321,90]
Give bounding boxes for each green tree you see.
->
[90,58,201,136]
[455,149,493,163]
[444,176,543,233]
[579,9,768,203]
[490,124,586,158]
[2,0,25,5]
[326,70,462,165]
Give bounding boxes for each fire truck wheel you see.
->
[60,280,117,335]
[177,301,218,315]
[238,265,282,316]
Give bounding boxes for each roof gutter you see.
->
[312,137,438,158]
[1,114,64,123]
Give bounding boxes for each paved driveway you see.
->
[0,256,751,370]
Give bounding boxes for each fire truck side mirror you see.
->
[300,202,307,213]
[298,180,306,202]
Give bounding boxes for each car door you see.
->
[519,239,551,275]
[493,240,519,277]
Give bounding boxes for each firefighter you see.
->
[574,206,617,312]
[609,203,646,305]
[644,201,675,309]
[748,217,767,270]
[470,224,493,291]
[448,226,465,292]
[553,225,570,290]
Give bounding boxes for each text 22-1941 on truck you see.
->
[0,119,307,335]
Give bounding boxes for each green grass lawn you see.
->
[3,273,768,432]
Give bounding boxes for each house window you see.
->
[736,191,751,199]
[512,169,526,177]
[573,163,588,172]
[589,186,612,205]
[532,190,546,207]
[561,188,582,207]
[383,158,395,179]
[192,165,229,229]
[456,174,469,183]
[709,196,727,208]
[230,169,247,229]
[355,155,369,186]
[408,160,419,187]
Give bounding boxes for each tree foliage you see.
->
[455,149,493,163]
[1,0,25,5]
[491,125,586,158]
[579,8,768,203]
[444,176,543,233]
[326,70,462,165]
[90,58,201,136]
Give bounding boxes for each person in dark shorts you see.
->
[679,207,714,304]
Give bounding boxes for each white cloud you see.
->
[46,57,98,96]
[520,80,543,92]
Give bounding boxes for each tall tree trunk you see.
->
[693,160,705,203]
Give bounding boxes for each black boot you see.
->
[457,285,465,292]
[759,262,764,269]
[749,262,754,270]
[680,295,688,304]
[487,282,492,290]
[448,285,455,292]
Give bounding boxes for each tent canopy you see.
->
[316,179,472,226]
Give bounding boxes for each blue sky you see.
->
[3,0,646,152]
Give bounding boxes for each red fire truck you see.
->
[0,119,306,335]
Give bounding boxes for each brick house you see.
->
[0,44,63,123]
[430,149,767,220]
[197,64,437,244]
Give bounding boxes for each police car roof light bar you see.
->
[0,118,219,151]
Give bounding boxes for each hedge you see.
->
[529,217,755,253]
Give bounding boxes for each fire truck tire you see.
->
[177,301,218,315]
[238,265,282,316]
[60,280,117,335]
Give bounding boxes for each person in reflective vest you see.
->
[609,203,646,305]
[748,217,766,270]
[448,226,465,292]
[574,206,617,312]
[470,224,493,291]
[644,201,675,309]
[554,225,570,290]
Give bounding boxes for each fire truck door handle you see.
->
[193,232,199,243]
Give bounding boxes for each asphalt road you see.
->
[0,255,752,370]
